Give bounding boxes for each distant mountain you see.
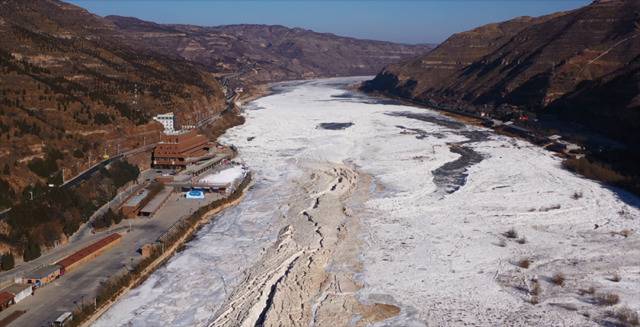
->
[364,0,640,144]
[105,15,434,87]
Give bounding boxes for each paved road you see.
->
[0,170,157,287]
[0,191,223,327]
[62,143,157,189]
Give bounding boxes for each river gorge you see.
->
[95,77,640,327]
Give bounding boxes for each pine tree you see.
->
[1,253,14,271]
[23,242,41,262]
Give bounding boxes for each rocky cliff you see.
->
[365,0,640,145]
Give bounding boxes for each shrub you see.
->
[93,209,116,230]
[113,210,124,225]
[23,242,41,262]
[517,259,531,269]
[109,160,139,188]
[0,253,14,271]
[551,272,565,286]
[595,292,620,306]
[580,286,596,295]
[530,280,541,296]
[27,147,63,178]
[93,113,112,125]
[0,179,15,209]
[609,272,621,282]
[563,158,627,185]
[529,295,539,305]
[27,157,57,178]
[72,148,84,158]
[613,306,639,326]
[619,229,634,238]
[571,191,583,200]
[503,228,518,239]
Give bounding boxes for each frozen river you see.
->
[95,77,640,327]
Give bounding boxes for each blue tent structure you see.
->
[185,189,205,199]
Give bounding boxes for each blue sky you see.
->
[68,0,590,44]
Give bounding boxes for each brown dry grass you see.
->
[612,306,640,326]
[608,272,621,282]
[595,292,620,306]
[563,158,627,184]
[530,280,541,296]
[517,259,531,269]
[551,272,565,286]
[579,286,596,295]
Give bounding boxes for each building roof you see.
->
[139,187,172,214]
[0,292,13,305]
[26,265,60,279]
[182,154,226,175]
[123,189,149,208]
[199,166,246,187]
[1,283,31,295]
[56,233,122,269]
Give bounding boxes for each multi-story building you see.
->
[152,129,210,169]
[153,112,177,133]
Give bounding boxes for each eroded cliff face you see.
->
[105,16,434,86]
[365,0,640,144]
[369,14,562,99]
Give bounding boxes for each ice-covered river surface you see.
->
[96,77,640,327]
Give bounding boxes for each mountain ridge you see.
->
[364,0,640,145]
[104,14,433,87]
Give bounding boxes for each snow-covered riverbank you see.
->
[95,77,639,327]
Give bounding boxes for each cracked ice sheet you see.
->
[94,77,640,327]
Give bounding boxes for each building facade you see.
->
[1,284,32,304]
[153,113,177,133]
[152,129,209,169]
[23,265,60,288]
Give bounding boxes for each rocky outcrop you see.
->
[365,0,640,144]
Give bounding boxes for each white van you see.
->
[52,311,73,326]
